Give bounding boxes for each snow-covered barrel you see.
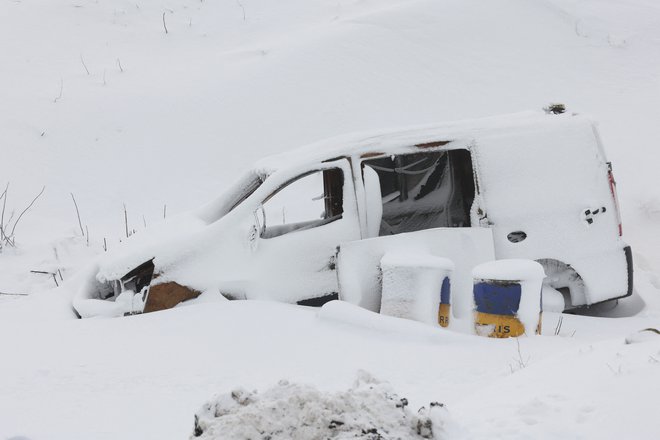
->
[379,252,454,326]
[471,259,545,338]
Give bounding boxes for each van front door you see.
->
[248,159,360,304]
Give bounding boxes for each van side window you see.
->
[261,168,344,239]
[363,149,475,235]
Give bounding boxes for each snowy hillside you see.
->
[1,0,660,438]
[2,0,660,269]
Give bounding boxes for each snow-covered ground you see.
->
[0,299,658,439]
[1,0,660,438]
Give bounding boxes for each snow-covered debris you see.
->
[192,371,455,440]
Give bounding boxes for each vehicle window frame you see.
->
[259,167,345,239]
[360,147,475,235]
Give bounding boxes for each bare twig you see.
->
[574,20,585,38]
[516,338,527,367]
[162,11,169,34]
[236,0,246,20]
[4,211,14,232]
[103,237,107,252]
[80,54,90,75]
[31,270,60,287]
[0,291,28,296]
[142,214,147,228]
[54,78,64,103]
[606,363,622,375]
[9,185,45,240]
[123,203,129,238]
[510,338,530,372]
[1,182,9,243]
[554,315,563,336]
[70,193,85,237]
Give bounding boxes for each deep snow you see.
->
[0,300,659,439]
[2,0,660,438]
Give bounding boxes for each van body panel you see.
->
[472,118,628,304]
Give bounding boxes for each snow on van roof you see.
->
[254,111,593,173]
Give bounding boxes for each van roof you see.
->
[254,111,596,174]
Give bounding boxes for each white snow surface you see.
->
[2,0,660,439]
[472,259,546,282]
[381,252,455,270]
[0,300,659,439]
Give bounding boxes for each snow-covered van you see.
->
[73,111,632,318]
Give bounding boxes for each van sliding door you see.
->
[363,149,475,236]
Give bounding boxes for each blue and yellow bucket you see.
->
[472,259,545,338]
[473,280,526,337]
[438,276,451,328]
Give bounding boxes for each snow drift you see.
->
[192,371,457,440]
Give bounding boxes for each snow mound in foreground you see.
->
[192,371,454,440]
